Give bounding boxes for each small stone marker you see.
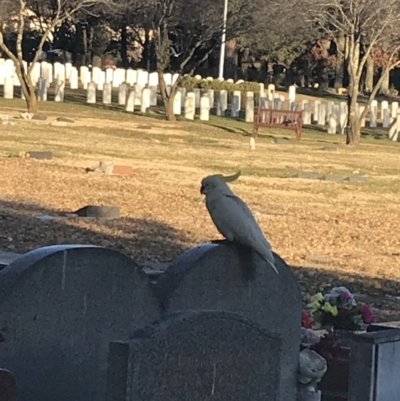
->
[103,83,112,104]
[0,369,16,401]
[295,172,318,180]
[217,90,228,116]
[184,92,195,120]
[112,165,133,175]
[231,90,241,117]
[86,82,96,104]
[125,90,135,112]
[370,100,378,127]
[26,151,52,159]
[133,84,142,106]
[199,96,210,121]
[173,91,181,115]
[320,175,345,182]
[118,83,128,106]
[150,85,157,106]
[54,80,65,102]
[31,114,47,121]
[194,88,201,108]
[57,117,74,123]
[383,108,391,128]
[3,77,14,99]
[345,176,367,182]
[140,88,150,113]
[245,91,254,123]
[73,205,120,218]
[273,138,290,144]
[303,101,312,125]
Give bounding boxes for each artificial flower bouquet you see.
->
[308,286,374,331]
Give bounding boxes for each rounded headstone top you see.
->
[153,241,300,309]
[0,245,141,304]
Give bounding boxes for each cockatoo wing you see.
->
[206,194,278,273]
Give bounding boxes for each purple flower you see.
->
[342,291,352,300]
[360,304,375,324]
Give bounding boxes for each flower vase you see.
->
[318,329,354,401]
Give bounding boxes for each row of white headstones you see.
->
[1,58,399,138]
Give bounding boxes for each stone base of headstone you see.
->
[26,151,52,159]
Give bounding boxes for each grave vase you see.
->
[318,329,358,401]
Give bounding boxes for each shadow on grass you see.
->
[0,198,399,321]
[0,199,189,265]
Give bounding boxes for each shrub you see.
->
[181,75,263,106]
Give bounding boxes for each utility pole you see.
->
[218,0,228,79]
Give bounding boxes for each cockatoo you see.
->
[200,171,278,275]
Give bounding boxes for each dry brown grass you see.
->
[1,96,400,319]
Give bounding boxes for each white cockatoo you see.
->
[200,171,278,274]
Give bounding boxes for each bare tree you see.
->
[127,0,256,121]
[303,0,400,145]
[0,0,116,113]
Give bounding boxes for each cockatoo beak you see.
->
[200,185,205,194]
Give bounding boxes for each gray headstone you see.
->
[0,245,159,401]
[152,242,302,401]
[106,310,281,401]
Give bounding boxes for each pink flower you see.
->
[342,291,352,300]
[360,304,375,324]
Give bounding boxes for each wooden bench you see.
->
[252,108,303,140]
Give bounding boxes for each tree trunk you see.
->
[27,91,39,113]
[143,28,151,70]
[86,25,94,66]
[225,39,238,80]
[343,36,350,87]
[365,55,374,93]
[334,35,345,89]
[121,25,128,68]
[346,83,360,145]
[82,27,88,65]
[158,70,177,121]
[163,94,175,121]
[379,69,390,95]
[19,70,38,113]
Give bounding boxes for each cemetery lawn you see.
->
[1,97,400,321]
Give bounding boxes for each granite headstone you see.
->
[0,245,159,401]
[152,242,302,401]
[106,310,281,401]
